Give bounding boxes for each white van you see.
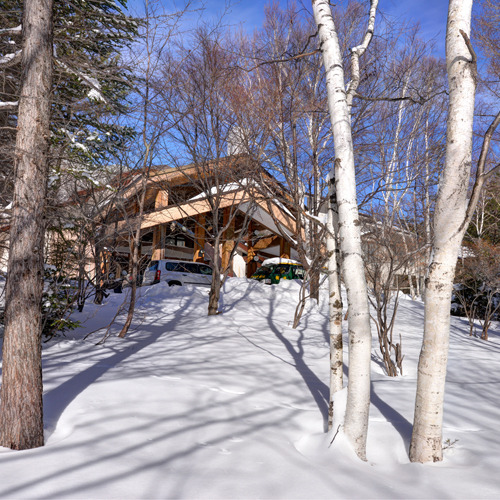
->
[142,259,213,287]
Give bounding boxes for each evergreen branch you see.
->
[0,25,22,36]
[0,50,22,68]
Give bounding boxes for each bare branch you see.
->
[239,49,319,73]
[459,29,478,83]
[459,29,477,65]
[353,89,448,106]
[346,0,379,111]
[461,109,500,232]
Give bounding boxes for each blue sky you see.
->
[383,0,448,55]
[127,0,450,56]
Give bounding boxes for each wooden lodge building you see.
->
[96,154,299,280]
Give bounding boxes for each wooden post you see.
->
[151,225,165,261]
[246,222,256,278]
[155,189,169,209]
[150,189,169,260]
[221,208,235,275]
[280,238,291,259]
[193,214,206,262]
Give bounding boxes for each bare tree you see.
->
[312,0,378,460]
[362,214,421,376]
[249,4,331,303]
[410,0,500,463]
[162,28,258,316]
[358,42,446,374]
[454,239,500,340]
[113,0,193,337]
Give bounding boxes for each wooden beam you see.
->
[253,235,280,250]
[140,190,248,230]
[221,207,235,273]
[193,213,206,262]
[154,189,169,210]
[280,238,291,258]
[113,188,298,249]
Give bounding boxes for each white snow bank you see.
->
[0,279,498,499]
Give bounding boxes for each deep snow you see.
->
[0,278,499,499]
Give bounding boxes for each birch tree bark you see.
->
[326,174,343,430]
[410,0,476,463]
[312,0,378,460]
[0,0,53,450]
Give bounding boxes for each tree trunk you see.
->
[208,268,221,316]
[327,176,343,430]
[118,235,139,338]
[208,228,222,316]
[0,0,53,450]
[312,0,375,460]
[410,0,476,463]
[93,235,106,305]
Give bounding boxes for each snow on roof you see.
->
[261,257,301,266]
[187,179,251,202]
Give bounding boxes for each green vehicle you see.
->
[251,261,305,284]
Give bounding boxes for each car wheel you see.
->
[168,281,182,287]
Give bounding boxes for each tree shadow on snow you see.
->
[343,357,413,451]
[264,293,330,430]
[43,294,197,439]
[370,381,413,449]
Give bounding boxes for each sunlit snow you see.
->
[0,279,498,499]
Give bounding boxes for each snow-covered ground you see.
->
[0,278,499,499]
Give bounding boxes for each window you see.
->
[166,262,186,272]
[183,263,198,273]
[165,234,194,249]
[293,267,305,279]
[148,261,159,271]
[198,265,213,276]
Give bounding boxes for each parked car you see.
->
[142,259,213,287]
[251,260,305,284]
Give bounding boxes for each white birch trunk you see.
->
[312,0,375,460]
[384,78,408,224]
[409,0,476,463]
[327,175,343,430]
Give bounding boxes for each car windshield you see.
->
[251,266,273,278]
[275,265,290,274]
